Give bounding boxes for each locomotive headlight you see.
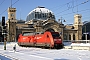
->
[54,39,57,41]
[58,39,61,41]
[54,39,61,41]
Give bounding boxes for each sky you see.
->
[0,0,90,24]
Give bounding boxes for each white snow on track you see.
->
[0,42,90,60]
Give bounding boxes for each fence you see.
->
[63,40,90,44]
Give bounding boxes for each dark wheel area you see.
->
[54,44,63,49]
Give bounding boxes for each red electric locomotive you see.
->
[18,31,63,49]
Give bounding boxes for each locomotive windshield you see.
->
[22,32,35,36]
[52,33,60,38]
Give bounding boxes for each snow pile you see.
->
[71,43,90,46]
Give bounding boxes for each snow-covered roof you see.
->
[28,6,54,15]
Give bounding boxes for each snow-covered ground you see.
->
[0,42,90,60]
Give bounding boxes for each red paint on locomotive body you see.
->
[18,31,63,48]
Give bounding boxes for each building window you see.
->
[73,34,75,40]
[69,34,71,40]
[64,34,67,40]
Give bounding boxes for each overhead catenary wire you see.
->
[56,0,90,15]
[47,0,90,22]
[55,0,90,17]
[59,8,90,20]
[0,0,6,7]
[50,0,76,12]
[0,0,90,22]
[11,0,19,7]
[58,9,90,17]
[0,9,7,16]
[0,0,19,16]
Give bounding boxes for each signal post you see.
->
[2,16,7,50]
